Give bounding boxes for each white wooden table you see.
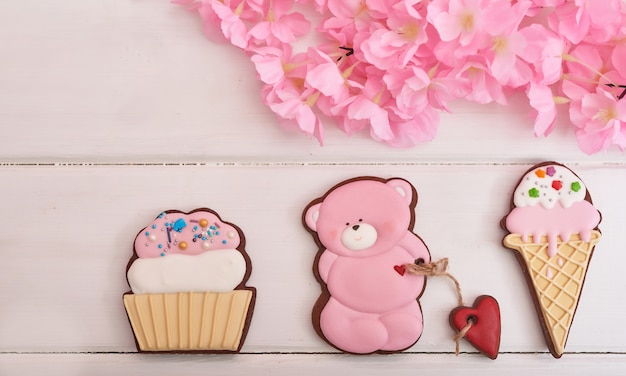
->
[1,1,625,374]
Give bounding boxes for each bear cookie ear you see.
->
[386,178,417,206]
[304,202,322,231]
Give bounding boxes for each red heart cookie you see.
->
[449,295,501,359]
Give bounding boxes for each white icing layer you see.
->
[513,165,587,209]
[128,250,246,294]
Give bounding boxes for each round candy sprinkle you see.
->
[199,219,209,228]
[222,240,227,245]
[179,241,188,250]
[202,241,211,250]
[148,234,157,242]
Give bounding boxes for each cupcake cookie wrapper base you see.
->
[124,290,254,352]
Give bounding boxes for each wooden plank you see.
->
[0,164,622,353]
[2,353,626,375]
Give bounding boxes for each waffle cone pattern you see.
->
[504,230,601,357]
[124,290,253,352]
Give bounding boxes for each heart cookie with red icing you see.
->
[449,295,501,359]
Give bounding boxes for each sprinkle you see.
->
[152,224,157,229]
[528,188,540,198]
[571,182,582,192]
[215,231,220,235]
[179,241,188,250]
[145,231,150,236]
[535,169,546,178]
[202,236,207,240]
[160,252,165,257]
[199,219,209,228]
[546,166,556,177]
[222,240,227,244]
[193,226,198,231]
[214,222,221,229]
[172,218,187,232]
[158,244,163,249]
[551,180,563,190]
[166,229,172,243]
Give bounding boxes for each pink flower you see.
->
[569,86,626,153]
[519,24,564,86]
[482,0,532,87]
[360,1,428,70]
[304,48,346,97]
[265,82,325,144]
[527,82,558,137]
[210,0,250,49]
[332,76,394,141]
[247,0,310,47]
[449,57,506,104]
[386,106,440,147]
[428,0,491,49]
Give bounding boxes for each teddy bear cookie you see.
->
[303,177,431,354]
[502,162,601,358]
[123,208,256,353]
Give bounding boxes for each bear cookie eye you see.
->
[346,219,363,226]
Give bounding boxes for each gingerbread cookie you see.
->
[123,208,256,353]
[303,177,431,354]
[502,162,601,358]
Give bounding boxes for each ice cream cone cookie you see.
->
[502,162,601,358]
[123,209,256,353]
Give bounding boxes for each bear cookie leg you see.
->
[320,298,388,354]
[379,302,423,351]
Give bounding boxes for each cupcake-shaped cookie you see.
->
[123,208,256,352]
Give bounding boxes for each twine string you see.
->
[404,257,468,356]
[404,258,464,306]
[452,319,474,356]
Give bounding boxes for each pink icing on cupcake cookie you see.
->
[134,210,241,258]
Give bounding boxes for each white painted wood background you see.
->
[1,1,625,374]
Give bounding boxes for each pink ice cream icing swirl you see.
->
[505,201,600,257]
[134,210,241,258]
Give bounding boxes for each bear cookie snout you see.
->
[341,222,377,251]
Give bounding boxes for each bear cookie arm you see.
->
[303,176,431,354]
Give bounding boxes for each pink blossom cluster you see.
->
[175,0,626,154]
